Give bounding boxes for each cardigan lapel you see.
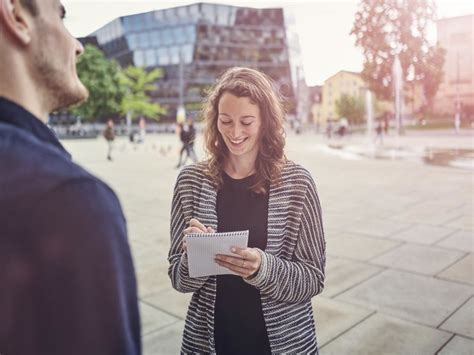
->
[265,179,290,255]
[196,177,218,232]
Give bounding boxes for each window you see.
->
[162,28,173,45]
[138,32,150,48]
[157,48,170,65]
[181,44,194,63]
[170,46,180,64]
[127,34,138,49]
[134,51,145,67]
[145,49,156,66]
[151,30,160,46]
[217,6,230,26]
[174,27,186,45]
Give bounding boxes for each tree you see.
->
[71,45,124,121]
[351,0,445,106]
[335,94,366,124]
[119,66,165,122]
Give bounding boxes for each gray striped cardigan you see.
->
[168,160,326,354]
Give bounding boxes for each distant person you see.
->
[176,120,197,168]
[337,117,349,138]
[103,119,115,161]
[168,67,326,354]
[0,1,141,354]
[186,118,198,163]
[374,119,384,145]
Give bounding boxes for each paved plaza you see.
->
[62,129,473,355]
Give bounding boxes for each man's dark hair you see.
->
[20,0,38,16]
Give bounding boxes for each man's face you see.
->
[29,0,88,112]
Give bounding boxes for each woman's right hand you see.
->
[182,218,215,252]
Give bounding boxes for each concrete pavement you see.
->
[62,129,473,354]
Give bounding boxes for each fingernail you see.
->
[231,247,236,252]
[215,255,220,260]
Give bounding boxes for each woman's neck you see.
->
[223,156,256,179]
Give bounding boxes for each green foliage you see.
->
[71,45,124,121]
[335,94,366,124]
[351,0,445,105]
[119,66,165,121]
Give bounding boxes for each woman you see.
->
[168,67,326,354]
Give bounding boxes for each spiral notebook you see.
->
[186,230,249,277]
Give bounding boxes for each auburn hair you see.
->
[202,67,287,194]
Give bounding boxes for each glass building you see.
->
[86,3,296,122]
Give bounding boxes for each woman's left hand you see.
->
[215,247,262,279]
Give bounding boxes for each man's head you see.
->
[0,0,88,119]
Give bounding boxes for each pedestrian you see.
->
[103,118,115,160]
[176,122,189,168]
[168,67,326,354]
[0,1,140,354]
[186,117,198,163]
[374,119,384,145]
[337,117,349,138]
[176,120,197,168]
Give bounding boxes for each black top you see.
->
[0,97,141,355]
[214,172,271,355]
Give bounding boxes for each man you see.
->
[0,1,141,354]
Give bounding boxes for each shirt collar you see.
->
[0,97,70,157]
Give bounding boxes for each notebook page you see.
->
[186,230,249,277]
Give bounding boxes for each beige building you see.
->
[318,70,366,126]
[435,14,474,115]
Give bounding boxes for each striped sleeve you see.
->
[245,174,326,303]
[168,171,209,293]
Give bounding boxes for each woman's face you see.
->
[217,92,262,163]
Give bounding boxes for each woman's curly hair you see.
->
[202,67,287,195]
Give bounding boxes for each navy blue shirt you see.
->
[0,97,141,355]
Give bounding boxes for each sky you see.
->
[62,0,474,86]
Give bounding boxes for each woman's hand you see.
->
[182,218,215,252]
[215,247,262,279]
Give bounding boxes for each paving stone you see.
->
[61,133,474,354]
[322,212,365,232]
[320,313,451,355]
[437,230,474,253]
[136,263,172,298]
[440,297,474,338]
[389,224,456,245]
[139,301,180,336]
[371,244,465,275]
[326,233,401,261]
[143,321,184,355]
[438,336,474,355]
[323,257,383,297]
[445,214,474,232]
[312,297,373,347]
[390,208,464,226]
[141,287,192,320]
[437,253,474,285]
[347,218,412,238]
[336,269,474,326]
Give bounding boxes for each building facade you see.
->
[88,3,296,122]
[319,70,366,126]
[435,14,474,116]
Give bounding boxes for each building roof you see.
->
[436,13,474,23]
[324,70,361,83]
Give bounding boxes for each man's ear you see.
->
[0,0,34,46]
